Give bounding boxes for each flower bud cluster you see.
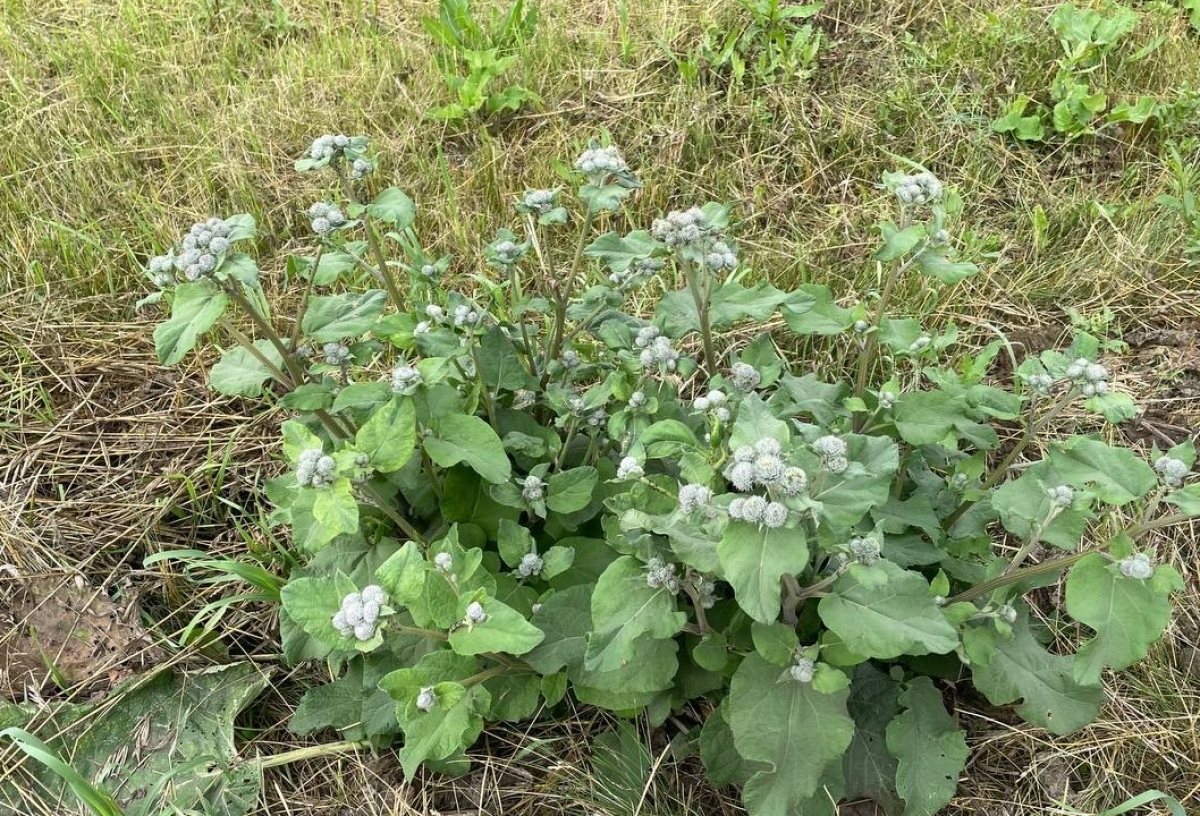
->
[307,202,347,236]
[1154,456,1189,488]
[297,448,336,488]
[391,364,422,394]
[650,207,716,248]
[1046,485,1074,507]
[516,552,544,579]
[894,171,943,206]
[931,228,950,245]
[645,557,680,593]
[518,189,558,215]
[678,483,715,515]
[627,391,646,410]
[704,241,738,273]
[730,362,761,392]
[322,342,351,366]
[617,456,644,480]
[561,350,580,370]
[147,254,175,288]
[637,328,680,372]
[728,495,789,528]
[586,407,608,428]
[693,575,718,608]
[878,390,897,410]
[692,388,729,418]
[332,585,385,641]
[174,218,233,281]
[790,656,815,683]
[848,535,881,566]
[522,475,546,502]
[908,336,931,353]
[609,257,663,290]
[420,263,440,281]
[453,304,482,328]
[1119,552,1154,580]
[1063,358,1110,397]
[812,435,849,474]
[350,158,374,180]
[1025,373,1054,394]
[575,145,628,178]
[434,551,454,572]
[308,133,352,161]
[491,239,526,266]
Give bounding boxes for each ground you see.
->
[1,0,1199,813]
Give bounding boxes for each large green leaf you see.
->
[301,290,387,341]
[209,340,283,396]
[1065,553,1181,685]
[584,556,686,672]
[728,654,854,816]
[1,664,270,816]
[398,682,490,778]
[885,677,969,816]
[447,596,545,656]
[1048,437,1157,505]
[424,414,512,484]
[841,664,902,814]
[525,585,592,675]
[355,396,417,472]
[818,561,958,659]
[965,609,1103,735]
[718,521,808,624]
[368,187,417,229]
[546,466,599,513]
[154,281,229,365]
[477,326,533,391]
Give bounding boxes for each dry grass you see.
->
[2,0,1200,813]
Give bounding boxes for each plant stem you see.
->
[225,285,307,385]
[357,483,426,545]
[289,245,322,351]
[684,259,718,377]
[334,163,405,310]
[682,577,710,634]
[219,319,292,388]
[852,248,923,430]
[543,208,595,376]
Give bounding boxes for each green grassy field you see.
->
[2,0,1199,813]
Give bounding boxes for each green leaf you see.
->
[841,664,902,814]
[876,222,925,261]
[965,609,1103,735]
[209,340,283,396]
[368,187,417,229]
[546,467,598,513]
[153,282,229,365]
[1048,437,1157,505]
[584,557,687,672]
[584,230,660,272]
[525,585,592,675]
[701,705,763,788]
[718,522,808,624]
[448,596,544,656]
[281,382,336,411]
[916,251,978,285]
[312,479,360,541]
[728,654,855,816]
[751,621,799,665]
[779,284,856,336]
[280,574,354,648]
[425,414,512,484]
[301,290,388,341]
[709,282,790,328]
[1065,553,1180,685]
[477,326,533,391]
[397,682,491,779]
[886,677,969,816]
[818,561,958,659]
[355,396,417,472]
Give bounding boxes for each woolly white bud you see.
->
[1119,552,1153,580]
[813,435,847,458]
[617,456,644,480]
[1046,485,1074,507]
[517,552,544,578]
[465,601,488,624]
[779,467,808,496]
[790,657,815,683]
[762,502,789,528]
[416,687,437,712]
[434,552,453,572]
[730,362,761,392]
[678,483,714,514]
[849,536,881,565]
[727,461,756,492]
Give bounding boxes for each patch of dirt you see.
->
[0,574,163,701]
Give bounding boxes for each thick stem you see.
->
[543,209,596,376]
[852,247,924,430]
[334,163,405,310]
[682,580,710,635]
[685,260,718,377]
[256,740,365,770]
[289,245,322,351]
[220,319,292,388]
[225,285,307,385]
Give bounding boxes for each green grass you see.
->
[2,0,1199,813]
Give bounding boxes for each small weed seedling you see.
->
[423,0,540,123]
[675,0,824,86]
